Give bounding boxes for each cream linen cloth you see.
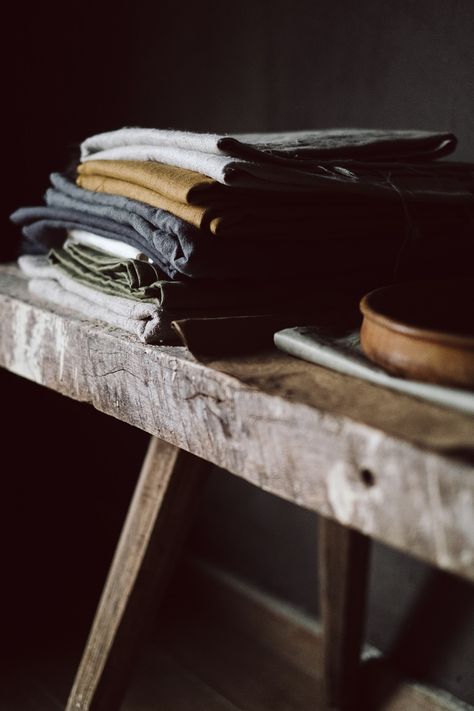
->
[18,255,170,343]
[80,127,457,192]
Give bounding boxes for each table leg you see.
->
[319,516,371,710]
[66,436,211,711]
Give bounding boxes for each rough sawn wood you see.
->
[0,266,473,581]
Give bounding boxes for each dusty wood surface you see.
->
[66,437,211,711]
[1,265,473,580]
[319,517,371,709]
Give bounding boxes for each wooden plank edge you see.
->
[0,281,473,580]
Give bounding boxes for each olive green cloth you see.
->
[49,243,371,314]
[49,243,255,311]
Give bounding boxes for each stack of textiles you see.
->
[10,128,474,344]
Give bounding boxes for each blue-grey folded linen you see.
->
[11,173,392,281]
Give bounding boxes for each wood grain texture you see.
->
[65,437,210,711]
[319,517,371,709]
[1,266,473,580]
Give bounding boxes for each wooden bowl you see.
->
[359,281,474,388]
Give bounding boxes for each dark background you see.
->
[3,0,474,259]
[2,0,474,703]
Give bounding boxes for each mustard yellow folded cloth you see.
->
[76,160,326,237]
[77,160,222,231]
[75,159,410,240]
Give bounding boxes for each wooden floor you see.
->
[0,564,324,711]
[2,560,469,711]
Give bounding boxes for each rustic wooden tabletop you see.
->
[1,264,472,582]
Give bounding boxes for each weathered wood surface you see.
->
[319,517,371,710]
[1,266,473,580]
[66,437,210,711]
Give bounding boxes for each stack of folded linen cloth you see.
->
[10,128,474,344]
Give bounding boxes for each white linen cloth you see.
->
[66,229,151,262]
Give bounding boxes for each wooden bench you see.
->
[1,264,473,710]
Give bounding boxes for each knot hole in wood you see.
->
[359,468,376,488]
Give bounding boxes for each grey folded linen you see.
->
[10,174,397,281]
[80,127,458,193]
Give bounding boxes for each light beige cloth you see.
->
[18,255,172,343]
[80,127,457,190]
